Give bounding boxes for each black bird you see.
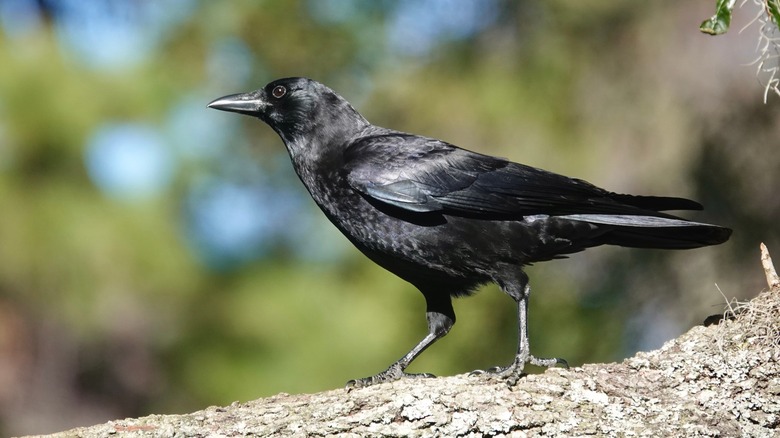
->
[208,77,731,387]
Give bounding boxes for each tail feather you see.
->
[611,194,703,212]
[561,213,732,249]
[602,225,731,249]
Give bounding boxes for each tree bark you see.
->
[33,250,780,438]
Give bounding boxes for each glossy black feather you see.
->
[345,133,703,221]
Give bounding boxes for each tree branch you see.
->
[38,250,780,437]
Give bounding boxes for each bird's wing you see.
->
[344,133,697,220]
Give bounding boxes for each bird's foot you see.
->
[471,353,568,385]
[345,363,435,390]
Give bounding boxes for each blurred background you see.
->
[0,0,777,435]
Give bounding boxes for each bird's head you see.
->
[208,77,369,158]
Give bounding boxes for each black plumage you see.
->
[208,77,731,387]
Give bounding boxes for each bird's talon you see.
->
[345,369,435,389]
[471,354,566,384]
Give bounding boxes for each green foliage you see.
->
[700,0,780,35]
[700,0,735,35]
[768,0,780,28]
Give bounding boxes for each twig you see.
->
[760,242,779,290]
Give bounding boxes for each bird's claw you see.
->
[471,354,568,385]
[530,356,569,369]
[346,364,435,390]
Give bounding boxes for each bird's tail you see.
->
[600,224,731,249]
[561,214,732,249]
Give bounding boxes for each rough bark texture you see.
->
[29,250,780,438]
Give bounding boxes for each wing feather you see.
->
[344,133,698,220]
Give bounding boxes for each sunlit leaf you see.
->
[767,0,780,27]
[700,0,736,35]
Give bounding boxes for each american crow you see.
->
[208,77,731,387]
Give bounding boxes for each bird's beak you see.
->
[207,92,267,117]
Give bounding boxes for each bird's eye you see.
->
[271,85,287,99]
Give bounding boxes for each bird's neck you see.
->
[286,126,368,219]
[288,132,350,189]
[284,106,369,163]
[281,101,371,213]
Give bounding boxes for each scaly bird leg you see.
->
[472,282,567,385]
[346,294,455,389]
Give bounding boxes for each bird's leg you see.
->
[472,279,568,385]
[346,293,454,389]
